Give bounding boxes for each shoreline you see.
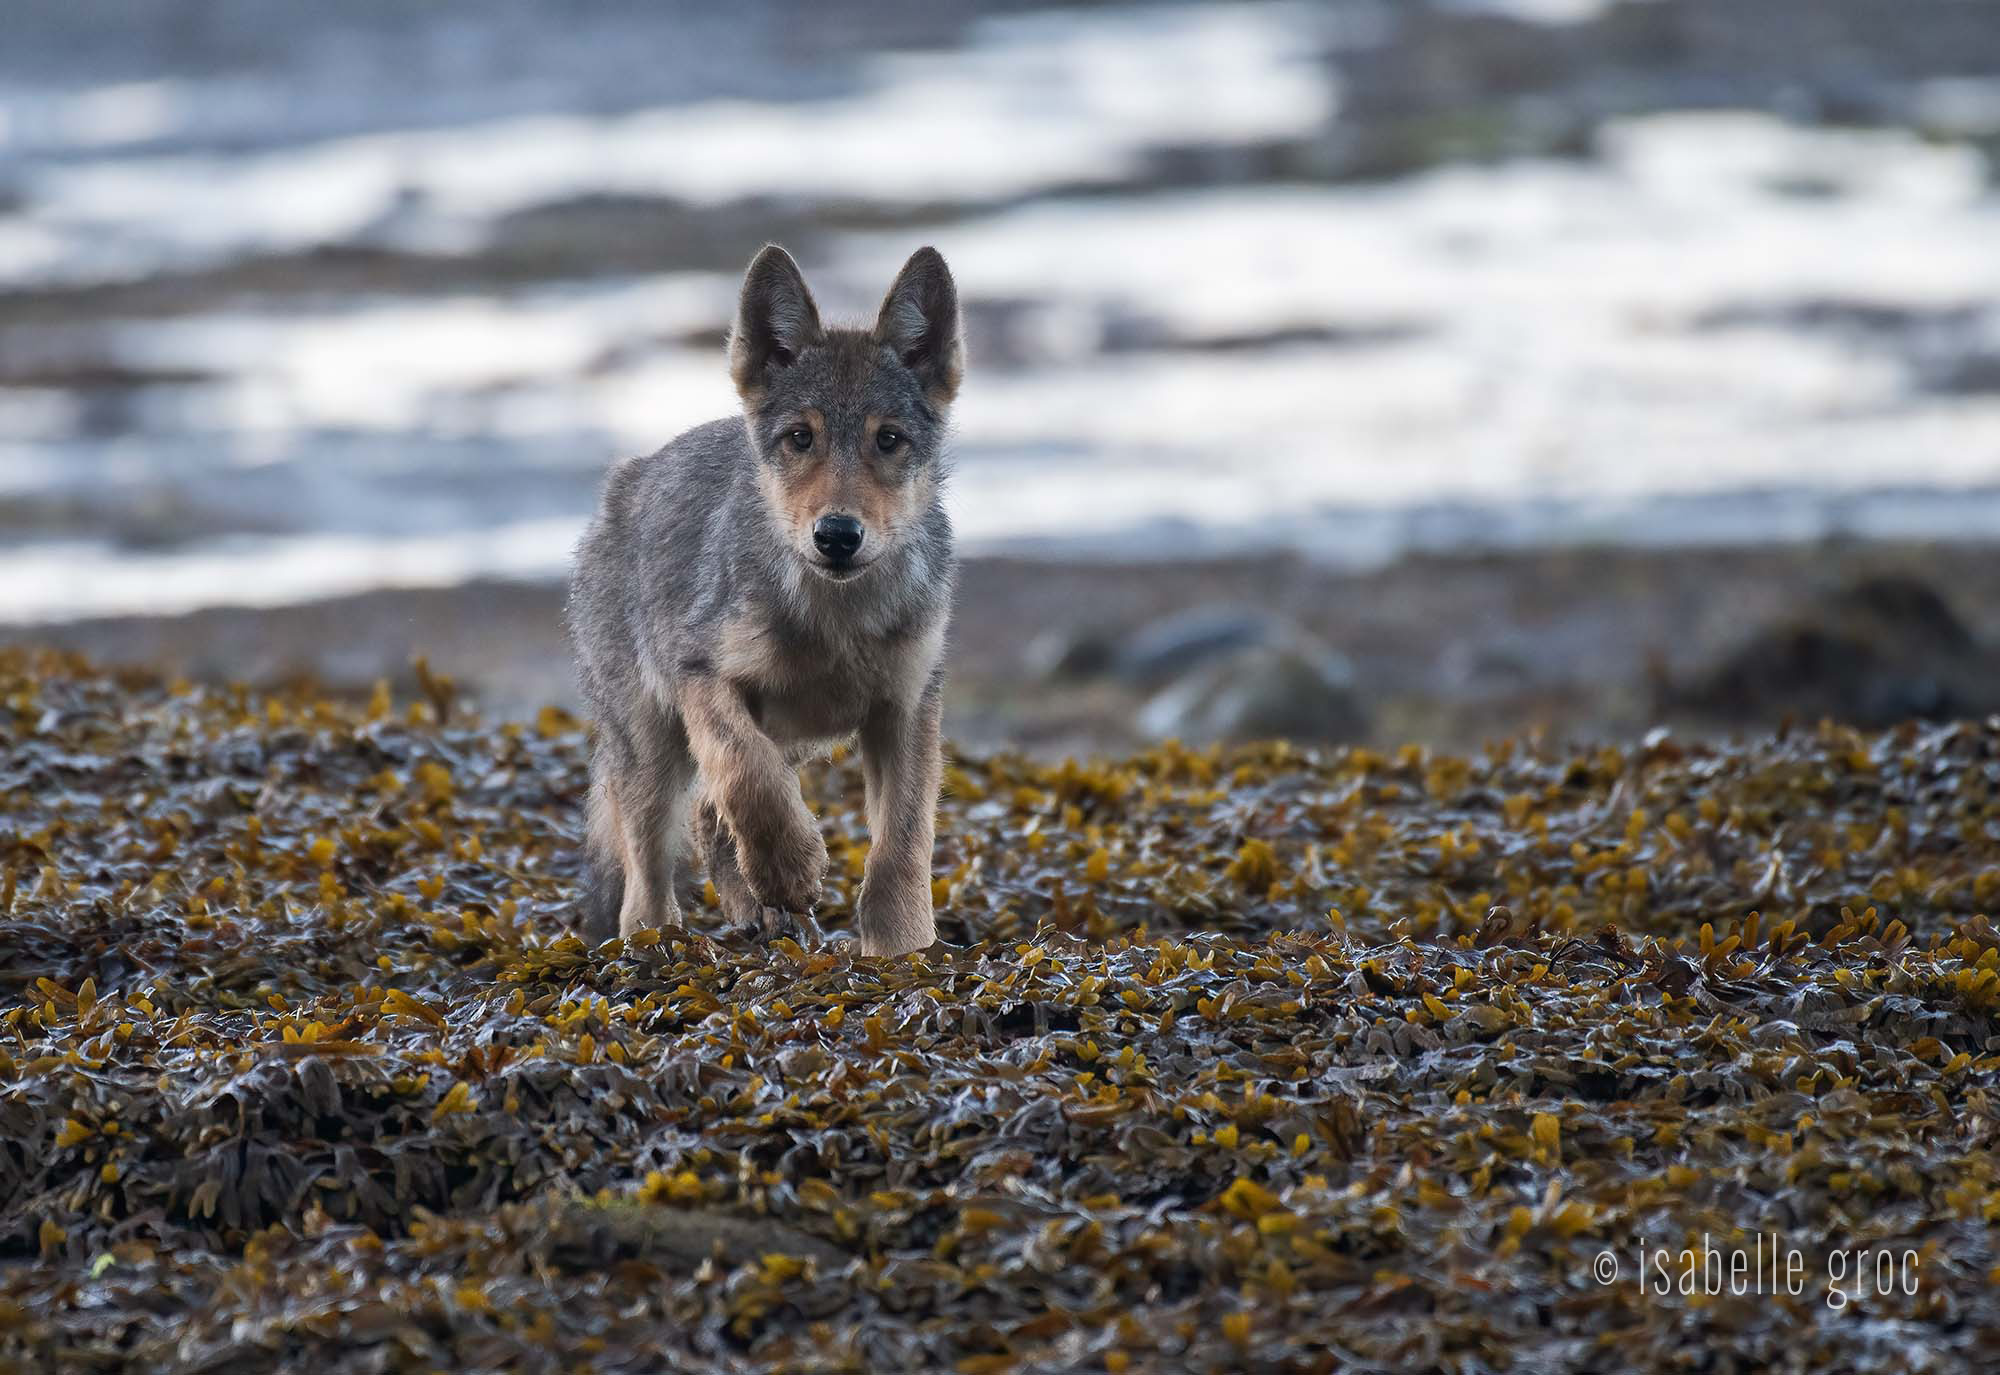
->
[9,536,1997,754]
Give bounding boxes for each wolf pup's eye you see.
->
[785,427,814,453]
[876,427,904,454]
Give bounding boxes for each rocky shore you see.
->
[12,538,2000,758]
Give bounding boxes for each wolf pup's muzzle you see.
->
[812,513,865,567]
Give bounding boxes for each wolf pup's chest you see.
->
[749,655,875,746]
[717,613,940,750]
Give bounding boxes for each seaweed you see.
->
[0,649,1996,1372]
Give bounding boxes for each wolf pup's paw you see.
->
[740,807,828,913]
[855,881,938,958]
[732,904,828,949]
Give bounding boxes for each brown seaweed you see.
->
[0,649,1995,1373]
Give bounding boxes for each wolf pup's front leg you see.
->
[856,667,946,955]
[679,671,828,913]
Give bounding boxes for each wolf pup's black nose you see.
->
[812,514,864,562]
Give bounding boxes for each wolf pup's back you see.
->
[565,245,961,956]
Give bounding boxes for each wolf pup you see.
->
[566,245,960,957]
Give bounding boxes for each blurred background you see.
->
[4,0,2000,752]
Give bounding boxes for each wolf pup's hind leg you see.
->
[588,714,698,938]
[579,772,628,944]
[581,864,624,945]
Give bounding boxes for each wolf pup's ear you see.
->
[874,246,963,404]
[730,245,823,397]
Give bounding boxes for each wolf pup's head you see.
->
[728,245,961,583]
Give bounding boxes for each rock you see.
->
[1667,574,1997,727]
[1138,633,1367,746]
[1036,605,1369,744]
[1027,604,1289,688]
[1023,624,1120,682]
[1111,605,1290,688]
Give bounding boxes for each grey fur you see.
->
[565,245,960,956]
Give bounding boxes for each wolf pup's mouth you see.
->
[808,556,871,583]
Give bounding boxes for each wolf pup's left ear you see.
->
[874,247,963,404]
[731,245,824,397]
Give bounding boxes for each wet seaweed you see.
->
[1,649,1996,1372]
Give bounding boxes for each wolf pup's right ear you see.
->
[874,246,963,405]
[730,245,823,397]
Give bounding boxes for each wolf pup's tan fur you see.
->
[565,246,960,956]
